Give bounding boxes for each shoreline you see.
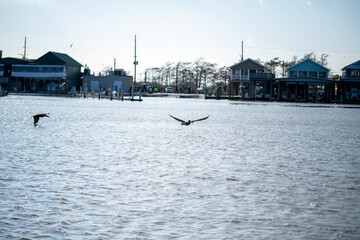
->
[5,92,360,108]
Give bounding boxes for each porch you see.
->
[274,77,337,103]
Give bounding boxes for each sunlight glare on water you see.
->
[1,95,360,239]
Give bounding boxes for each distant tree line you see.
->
[144,58,229,94]
[131,52,330,94]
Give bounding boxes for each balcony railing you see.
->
[231,75,249,81]
[231,73,274,81]
[341,75,360,79]
[11,71,67,78]
[250,73,274,80]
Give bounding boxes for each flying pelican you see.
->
[169,114,209,126]
[33,113,49,126]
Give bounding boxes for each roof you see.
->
[0,57,33,65]
[275,76,335,83]
[35,51,83,67]
[287,59,329,72]
[341,60,360,70]
[230,58,266,70]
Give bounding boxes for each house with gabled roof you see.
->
[34,51,83,92]
[229,58,274,99]
[339,60,360,103]
[273,59,336,102]
[0,51,82,93]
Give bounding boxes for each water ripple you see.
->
[1,96,360,239]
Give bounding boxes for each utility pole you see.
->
[133,35,138,84]
[241,40,243,61]
[175,64,179,93]
[23,36,27,59]
[114,58,116,73]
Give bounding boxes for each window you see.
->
[309,72,317,77]
[351,70,356,77]
[299,71,307,77]
[319,72,326,79]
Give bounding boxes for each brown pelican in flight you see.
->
[169,114,209,126]
[33,113,49,126]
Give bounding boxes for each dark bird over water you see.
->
[169,114,209,126]
[33,113,49,126]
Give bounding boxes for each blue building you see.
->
[273,59,336,102]
[339,60,360,103]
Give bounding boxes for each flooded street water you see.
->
[1,95,360,239]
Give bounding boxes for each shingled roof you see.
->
[342,60,360,70]
[35,51,82,67]
[230,58,268,71]
[287,59,330,72]
[0,57,33,65]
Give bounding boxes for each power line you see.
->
[246,46,360,54]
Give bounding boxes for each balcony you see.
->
[231,73,273,81]
[250,73,274,80]
[341,75,360,79]
[11,65,66,79]
[11,71,67,78]
[231,75,249,81]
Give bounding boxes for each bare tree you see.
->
[102,65,112,76]
[265,57,281,77]
[218,66,230,92]
[320,53,329,66]
[280,60,295,77]
[301,52,317,62]
[192,58,204,88]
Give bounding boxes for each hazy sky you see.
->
[1,0,359,78]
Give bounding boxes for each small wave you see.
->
[226,177,240,181]
[309,202,320,208]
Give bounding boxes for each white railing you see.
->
[11,64,66,78]
[11,71,67,78]
[231,75,249,80]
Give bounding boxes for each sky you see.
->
[0,0,359,79]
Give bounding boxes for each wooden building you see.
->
[82,69,133,95]
[273,59,336,102]
[339,60,360,103]
[0,51,82,93]
[229,58,274,100]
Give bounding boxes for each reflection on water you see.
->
[1,96,360,239]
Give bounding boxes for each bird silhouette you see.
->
[169,114,209,126]
[33,113,49,126]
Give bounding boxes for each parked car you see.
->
[102,89,111,96]
[197,88,204,94]
[166,87,173,93]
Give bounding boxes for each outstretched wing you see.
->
[33,116,39,125]
[33,113,49,125]
[39,113,49,118]
[169,114,186,124]
[33,113,49,118]
[190,115,209,123]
